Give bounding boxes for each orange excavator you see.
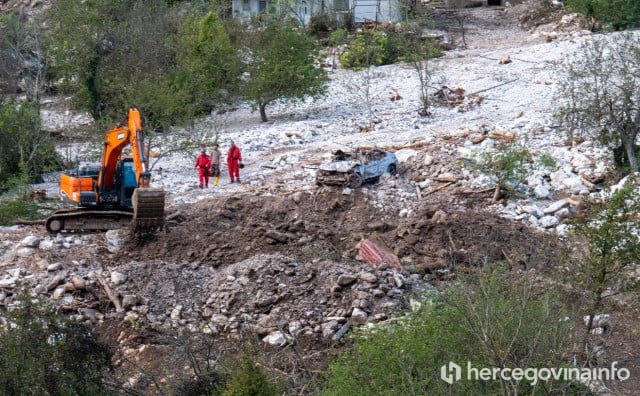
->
[46,108,165,233]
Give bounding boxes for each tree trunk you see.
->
[623,135,639,172]
[259,102,268,123]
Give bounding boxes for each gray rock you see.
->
[20,235,41,247]
[110,271,127,285]
[38,239,57,250]
[322,320,339,338]
[122,294,138,310]
[0,277,17,288]
[337,274,357,286]
[539,215,559,228]
[358,272,378,283]
[263,331,287,346]
[47,262,62,272]
[543,199,568,214]
[333,323,350,340]
[533,185,550,199]
[351,307,368,324]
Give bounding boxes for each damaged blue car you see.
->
[316,148,399,188]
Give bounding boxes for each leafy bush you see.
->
[0,290,113,395]
[339,31,388,69]
[472,141,533,199]
[565,0,640,30]
[222,351,281,396]
[322,267,584,395]
[566,177,640,347]
[340,30,441,70]
[329,28,348,47]
[0,197,40,226]
[309,13,339,37]
[0,101,62,191]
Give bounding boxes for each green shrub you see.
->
[0,290,113,395]
[329,27,348,47]
[340,31,388,69]
[322,267,585,395]
[0,101,63,191]
[222,352,280,396]
[340,30,441,70]
[472,141,533,199]
[309,13,339,37]
[0,197,40,226]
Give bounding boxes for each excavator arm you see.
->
[97,108,150,191]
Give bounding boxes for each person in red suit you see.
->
[226,140,242,183]
[194,146,211,188]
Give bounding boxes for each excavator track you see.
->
[46,209,134,233]
[46,188,165,234]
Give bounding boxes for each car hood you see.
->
[318,160,359,172]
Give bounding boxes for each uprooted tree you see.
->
[556,33,640,172]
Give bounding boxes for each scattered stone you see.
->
[20,235,41,247]
[359,272,378,283]
[263,331,288,346]
[538,215,559,228]
[337,274,357,286]
[111,271,127,285]
[350,307,368,324]
[543,199,568,214]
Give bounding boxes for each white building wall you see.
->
[232,0,403,25]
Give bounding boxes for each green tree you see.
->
[396,23,441,117]
[0,100,61,190]
[243,23,328,122]
[176,10,241,114]
[555,33,640,172]
[48,0,236,131]
[566,177,640,354]
[565,0,640,30]
[0,11,50,105]
[0,290,113,394]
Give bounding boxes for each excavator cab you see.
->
[113,158,137,208]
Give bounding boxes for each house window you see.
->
[334,0,349,11]
[242,0,250,11]
[259,0,267,11]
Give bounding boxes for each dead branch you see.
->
[423,181,455,197]
[96,274,123,312]
[469,78,519,96]
[13,219,45,225]
[456,187,496,194]
[432,176,462,182]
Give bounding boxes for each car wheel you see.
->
[348,173,363,188]
[387,164,397,175]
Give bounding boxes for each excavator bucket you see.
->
[132,188,165,233]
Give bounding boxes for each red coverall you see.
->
[194,153,211,187]
[227,145,242,182]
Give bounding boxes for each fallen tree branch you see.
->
[456,187,496,194]
[423,181,455,197]
[469,78,519,96]
[13,219,45,225]
[96,274,123,312]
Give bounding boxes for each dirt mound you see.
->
[119,188,556,277]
